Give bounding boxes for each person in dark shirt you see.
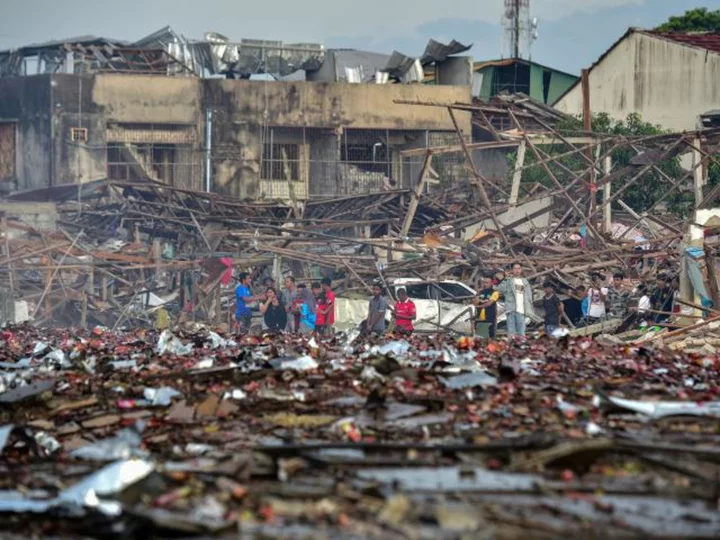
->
[542,281,564,336]
[260,287,287,331]
[473,276,499,338]
[650,274,674,323]
[562,285,585,326]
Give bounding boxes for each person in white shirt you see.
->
[635,283,651,328]
[586,272,608,323]
[498,263,533,338]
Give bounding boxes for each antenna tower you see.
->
[502,0,537,59]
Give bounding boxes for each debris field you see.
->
[0,326,718,538]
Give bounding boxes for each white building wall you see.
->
[555,31,720,131]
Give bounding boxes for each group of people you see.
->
[233,273,336,335]
[473,263,679,339]
[364,284,418,335]
[232,264,679,339]
[232,273,419,337]
[569,271,677,327]
[473,262,543,339]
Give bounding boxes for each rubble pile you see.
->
[0,326,718,537]
[1,96,719,339]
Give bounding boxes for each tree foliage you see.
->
[656,8,720,32]
[506,112,691,216]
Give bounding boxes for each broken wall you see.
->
[203,80,471,199]
[2,74,471,198]
[0,201,57,236]
[88,74,203,191]
[0,75,52,191]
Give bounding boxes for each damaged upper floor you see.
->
[0,26,472,85]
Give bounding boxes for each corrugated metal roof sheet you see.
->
[330,49,391,82]
[649,31,720,54]
[1,35,127,54]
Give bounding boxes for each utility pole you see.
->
[513,0,520,58]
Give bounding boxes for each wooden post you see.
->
[272,254,282,285]
[43,256,52,318]
[214,286,221,324]
[509,140,526,206]
[581,69,595,219]
[704,241,720,314]
[80,292,87,328]
[87,265,94,295]
[603,155,612,234]
[693,137,705,207]
[101,277,108,302]
[152,239,161,281]
[400,152,432,237]
[2,217,13,296]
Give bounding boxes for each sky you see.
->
[0,1,716,74]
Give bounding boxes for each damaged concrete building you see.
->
[0,29,472,200]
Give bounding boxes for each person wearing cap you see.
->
[391,287,416,334]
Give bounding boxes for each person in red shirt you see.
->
[316,277,336,336]
[391,288,416,334]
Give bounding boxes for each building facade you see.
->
[554,29,720,131]
[473,59,578,106]
[0,74,471,199]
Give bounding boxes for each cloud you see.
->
[534,0,646,21]
[0,0,649,49]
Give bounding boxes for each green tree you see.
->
[656,8,720,32]
[506,112,691,216]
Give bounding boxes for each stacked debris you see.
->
[0,328,717,537]
[1,96,720,340]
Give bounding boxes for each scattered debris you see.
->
[0,329,713,537]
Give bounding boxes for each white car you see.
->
[335,278,477,334]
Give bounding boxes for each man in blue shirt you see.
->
[234,272,265,332]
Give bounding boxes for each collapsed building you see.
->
[2,26,720,348]
[0,28,473,200]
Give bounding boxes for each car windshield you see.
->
[435,283,473,301]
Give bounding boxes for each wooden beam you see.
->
[32,231,84,319]
[508,110,608,248]
[2,217,13,296]
[401,152,432,237]
[509,140,526,206]
[603,155,612,234]
[693,136,705,207]
[400,139,519,158]
[447,107,513,251]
